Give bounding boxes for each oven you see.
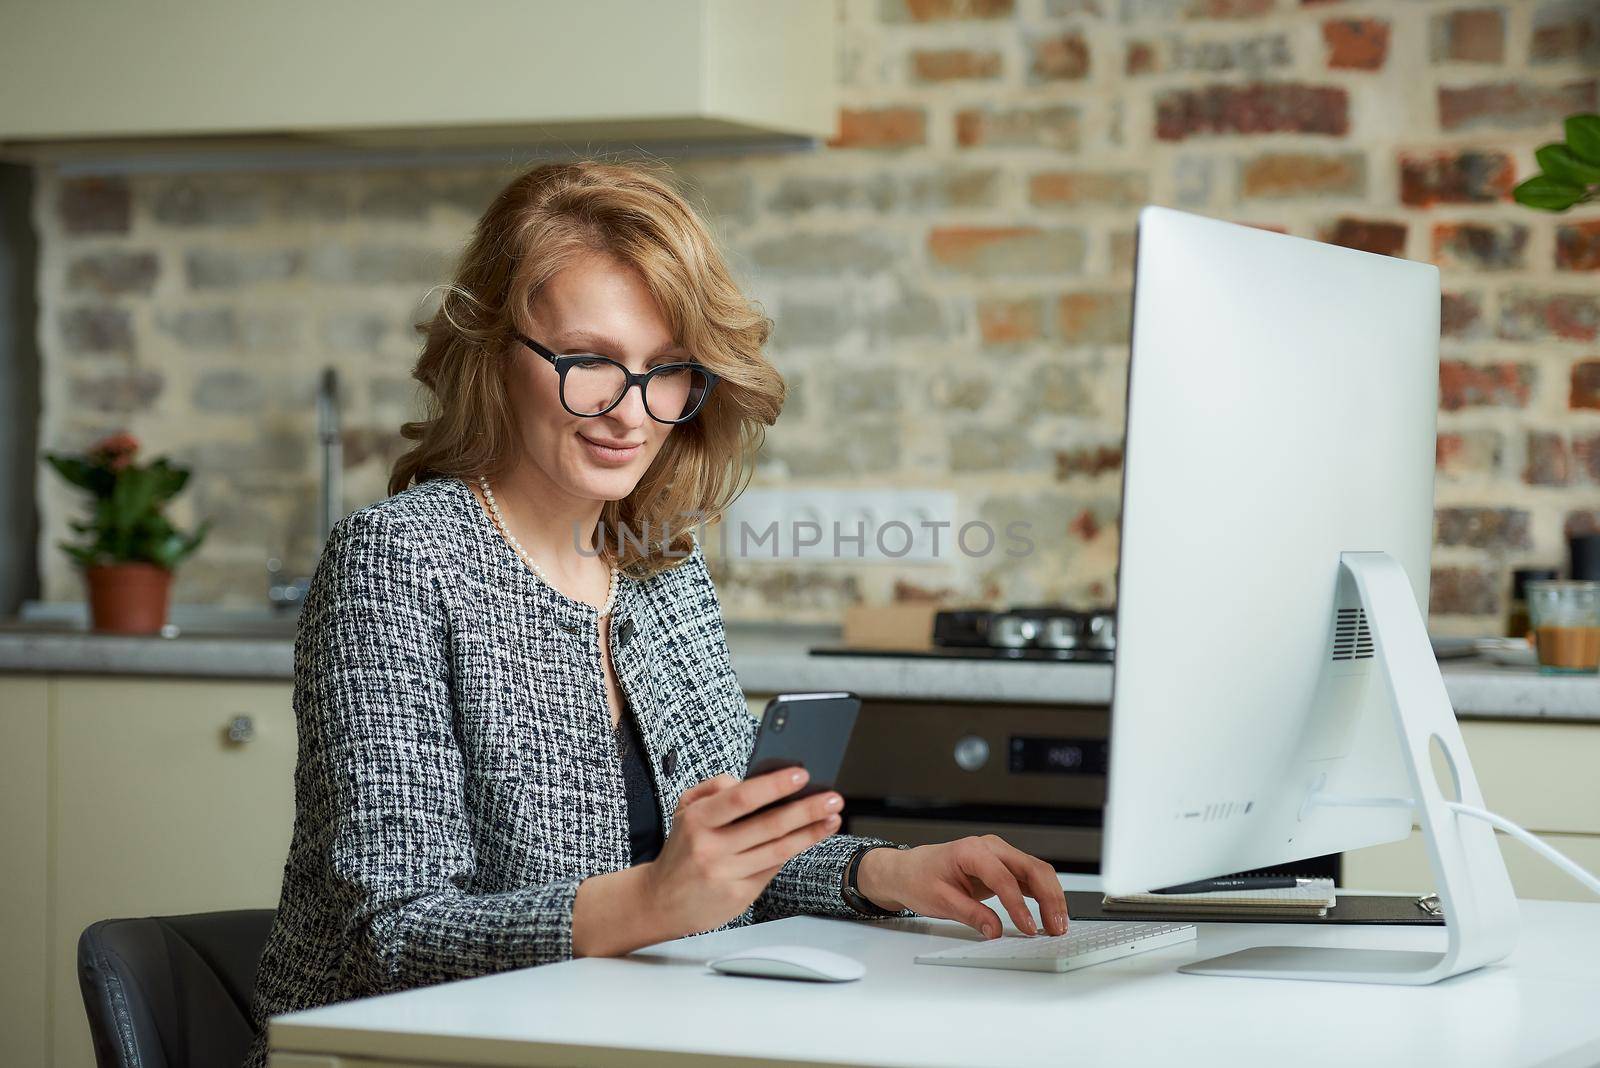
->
[835,698,1109,872]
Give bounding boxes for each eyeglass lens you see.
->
[564,359,712,422]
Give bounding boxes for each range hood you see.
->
[0,0,833,165]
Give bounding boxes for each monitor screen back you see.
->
[1102,206,1437,896]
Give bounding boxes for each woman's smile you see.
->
[577,430,644,465]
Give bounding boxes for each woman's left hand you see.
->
[855,836,1069,939]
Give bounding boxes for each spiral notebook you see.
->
[1102,877,1337,918]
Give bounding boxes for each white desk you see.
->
[269,875,1600,1068]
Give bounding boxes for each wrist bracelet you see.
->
[841,842,908,918]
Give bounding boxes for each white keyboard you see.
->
[914,921,1197,973]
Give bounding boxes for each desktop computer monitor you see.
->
[1100,207,1517,984]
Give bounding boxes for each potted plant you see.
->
[1513,113,1600,210]
[44,433,211,634]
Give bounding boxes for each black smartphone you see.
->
[740,691,861,820]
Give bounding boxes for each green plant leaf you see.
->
[47,453,117,498]
[57,541,100,568]
[109,467,159,532]
[1566,113,1600,166]
[150,519,211,568]
[1536,143,1600,187]
[140,513,176,541]
[147,535,181,569]
[148,458,189,500]
[1514,174,1585,211]
[45,454,94,490]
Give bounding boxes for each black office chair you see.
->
[78,909,275,1068]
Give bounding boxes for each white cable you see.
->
[1308,791,1600,900]
[1446,801,1600,900]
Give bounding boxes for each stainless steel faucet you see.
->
[267,366,344,613]
[317,367,343,549]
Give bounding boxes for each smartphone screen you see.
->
[741,691,861,819]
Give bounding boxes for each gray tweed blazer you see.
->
[241,476,905,1068]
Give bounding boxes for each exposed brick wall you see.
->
[30,0,1600,636]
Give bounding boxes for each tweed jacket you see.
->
[240,475,907,1068]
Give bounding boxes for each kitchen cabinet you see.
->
[1342,719,1600,902]
[1346,828,1600,902]
[1,674,296,1068]
[0,677,51,1068]
[0,1,831,156]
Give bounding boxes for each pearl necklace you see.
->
[478,476,619,617]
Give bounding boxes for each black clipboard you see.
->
[1066,890,1445,925]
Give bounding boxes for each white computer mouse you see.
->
[706,944,866,982]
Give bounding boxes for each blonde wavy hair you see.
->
[390,159,784,580]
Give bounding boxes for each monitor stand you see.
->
[1179,551,1519,985]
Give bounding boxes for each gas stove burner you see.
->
[932,604,1116,655]
[808,602,1117,663]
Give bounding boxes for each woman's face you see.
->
[507,251,685,509]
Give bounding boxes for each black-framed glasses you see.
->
[515,331,719,425]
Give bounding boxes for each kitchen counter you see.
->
[733,631,1600,723]
[1,617,1596,722]
[0,620,295,680]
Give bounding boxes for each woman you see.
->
[241,161,1067,1068]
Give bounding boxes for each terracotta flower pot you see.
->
[85,562,173,635]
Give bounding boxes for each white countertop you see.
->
[1,616,1596,722]
[267,873,1600,1068]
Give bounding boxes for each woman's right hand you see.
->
[641,767,843,937]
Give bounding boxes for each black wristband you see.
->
[841,842,908,918]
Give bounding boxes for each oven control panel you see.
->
[1007,736,1108,776]
[835,699,1109,808]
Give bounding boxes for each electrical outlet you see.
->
[715,488,960,562]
